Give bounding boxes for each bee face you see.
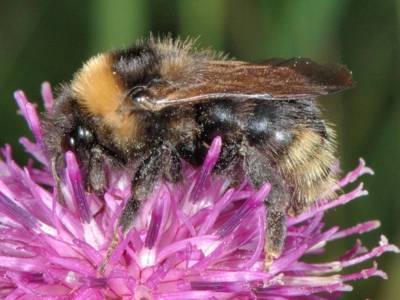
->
[43,37,353,265]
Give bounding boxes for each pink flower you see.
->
[0,83,398,299]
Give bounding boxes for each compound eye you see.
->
[61,133,76,151]
[62,125,95,151]
[77,126,94,144]
[75,125,95,148]
[68,136,76,148]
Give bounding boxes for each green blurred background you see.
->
[0,1,398,299]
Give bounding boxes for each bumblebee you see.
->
[43,37,353,267]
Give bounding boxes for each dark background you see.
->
[0,1,398,299]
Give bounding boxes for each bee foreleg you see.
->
[50,154,65,204]
[87,146,107,193]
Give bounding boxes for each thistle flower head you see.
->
[0,83,398,299]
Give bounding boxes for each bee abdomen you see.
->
[246,102,293,153]
[197,100,243,140]
[279,126,337,213]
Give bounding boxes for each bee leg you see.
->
[99,153,161,273]
[119,153,161,233]
[50,154,65,204]
[264,194,287,268]
[119,147,184,232]
[215,141,240,172]
[100,148,184,272]
[87,146,107,193]
[243,146,290,269]
[214,141,242,183]
[162,150,182,183]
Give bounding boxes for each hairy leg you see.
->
[162,150,182,183]
[100,147,182,272]
[119,147,182,231]
[118,152,162,233]
[242,144,290,268]
[99,151,162,272]
[50,155,64,204]
[87,146,107,193]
